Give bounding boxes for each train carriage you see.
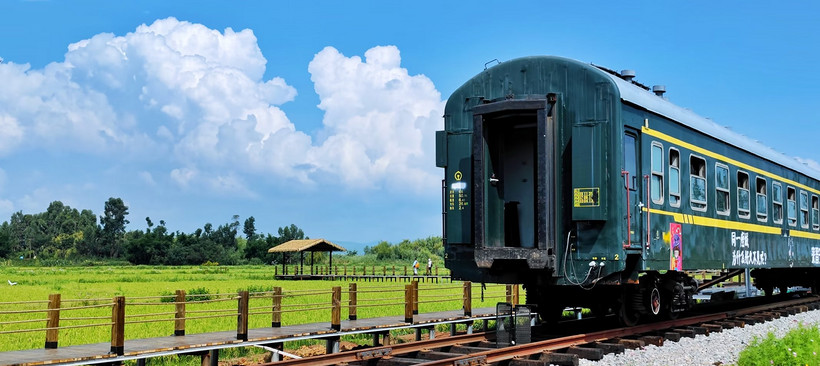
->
[436,55,820,324]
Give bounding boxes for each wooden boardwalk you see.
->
[0,307,498,366]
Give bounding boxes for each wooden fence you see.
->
[275,264,447,277]
[0,282,519,355]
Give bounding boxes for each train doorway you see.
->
[622,129,643,249]
[482,111,537,248]
[471,99,555,271]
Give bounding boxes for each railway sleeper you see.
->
[702,323,724,333]
[374,356,426,366]
[662,331,681,342]
[537,352,580,366]
[417,350,466,360]
[592,341,625,354]
[614,338,645,349]
[687,326,709,335]
[716,321,737,329]
[671,328,696,338]
[512,353,581,366]
[638,335,664,346]
[565,346,604,361]
[448,345,495,354]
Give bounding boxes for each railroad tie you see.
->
[638,335,664,347]
[738,317,758,325]
[662,332,681,342]
[417,350,467,360]
[702,324,723,333]
[716,321,736,329]
[593,341,625,355]
[448,345,495,354]
[671,328,696,338]
[538,352,579,366]
[614,338,645,349]
[565,346,604,361]
[687,326,709,336]
[510,358,577,366]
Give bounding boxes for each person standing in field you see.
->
[426,258,432,276]
[412,259,419,275]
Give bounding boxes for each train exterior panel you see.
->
[437,56,820,322]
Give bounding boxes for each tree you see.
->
[99,197,129,258]
[0,222,12,258]
[243,216,256,241]
[278,224,305,242]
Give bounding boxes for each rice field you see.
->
[0,265,510,354]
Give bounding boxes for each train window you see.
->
[737,171,750,219]
[651,142,663,204]
[715,164,730,216]
[813,195,819,231]
[669,148,680,207]
[756,177,767,222]
[773,182,783,224]
[800,191,809,229]
[690,155,707,211]
[787,187,797,227]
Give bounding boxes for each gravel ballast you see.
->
[578,308,820,366]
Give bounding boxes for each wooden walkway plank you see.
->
[0,307,497,366]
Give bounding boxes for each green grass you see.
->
[736,324,820,366]
[0,265,506,356]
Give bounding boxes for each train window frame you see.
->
[772,182,783,224]
[787,186,797,227]
[813,195,819,231]
[668,148,681,207]
[689,154,707,212]
[756,177,767,222]
[737,171,751,219]
[714,163,730,216]
[800,191,809,229]
[650,142,664,205]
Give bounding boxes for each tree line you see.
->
[0,198,310,265]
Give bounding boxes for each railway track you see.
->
[256,295,820,366]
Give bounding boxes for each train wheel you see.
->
[649,286,661,316]
[617,292,641,327]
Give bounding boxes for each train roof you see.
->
[599,66,820,181]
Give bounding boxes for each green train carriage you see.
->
[436,55,820,324]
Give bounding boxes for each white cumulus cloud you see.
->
[0,18,444,196]
[306,46,444,191]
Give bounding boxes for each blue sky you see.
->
[0,1,818,247]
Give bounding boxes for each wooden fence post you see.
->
[513,285,520,305]
[383,266,386,276]
[404,284,413,323]
[175,290,186,336]
[348,283,357,320]
[272,287,282,327]
[463,281,472,317]
[331,286,342,330]
[237,291,249,341]
[45,294,60,349]
[392,265,396,275]
[110,296,125,355]
[412,280,419,315]
[404,266,408,276]
[506,285,513,304]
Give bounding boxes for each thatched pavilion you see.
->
[267,239,347,275]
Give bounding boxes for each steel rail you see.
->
[415,296,819,366]
[256,331,491,366]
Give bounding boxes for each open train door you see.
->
[472,97,557,272]
[622,127,644,254]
